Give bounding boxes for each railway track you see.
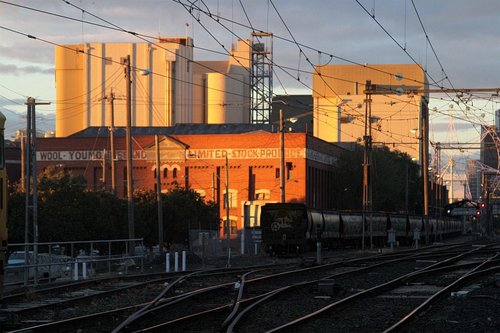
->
[1,263,294,332]
[239,243,500,332]
[2,241,494,332]
[107,244,472,332]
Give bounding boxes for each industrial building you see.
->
[54,37,253,137]
[15,36,466,250]
[34,124,344,252]
[312,64,428,160]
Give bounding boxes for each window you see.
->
[173,168,178,179]
[286,162,294,180]
[163,168,168,178]
[275,168,280,179]
[255,189,270,200]
[223,217,238,235]
[223,189,238,209]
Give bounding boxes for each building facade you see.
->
[55,38,252,137]
[34,125,344,251]
[312,64,428,160]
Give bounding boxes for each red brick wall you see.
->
[35,132,343,239]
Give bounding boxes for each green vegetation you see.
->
[336,145,423,213]
[8,166,220,247]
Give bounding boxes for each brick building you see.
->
[34,124,345,251]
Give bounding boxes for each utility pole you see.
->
[422,102,430,244]
[24,97,50,286]
[155,135,164,252]
[24,100,31,286]
[123,55,135,255]
[362,80,372,251]
[20,131,25,191]
[225,155,231,267]
[449,157,455,203]
[435,142,441,239]
[109,89,116,194]
[100,89,116,193]
[279,109,286,203]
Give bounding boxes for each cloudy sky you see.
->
[1,0,499,180]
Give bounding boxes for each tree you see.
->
[8,169,217,247]
[8,166,126,243]
[124,186,220,247]
[7,182,25,243]
[162,187,219,247]
[336,145,422,213]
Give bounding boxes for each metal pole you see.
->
[124,55,135,254]
[405,160,409,213]
[24,98,49,285]
[24,99,31,286]
[449,157,454,203]
[109,88,116,195]
[362,80,372,251]
[101,149,106,185]
[225,155,231,267]
[155,135,164,252]
[280,109,285,203]
[30,98,39,285]
[422,101,430,244]
[20,131,25,191]
[368,90,373,250]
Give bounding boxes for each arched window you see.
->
[163,168,168,178]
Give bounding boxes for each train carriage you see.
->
[260,202,464,255]
[260,203,308,254]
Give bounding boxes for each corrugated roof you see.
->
[70,123,278,138]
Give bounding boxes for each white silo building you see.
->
[54,37,251,137]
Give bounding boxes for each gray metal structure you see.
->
[250,32,273,124]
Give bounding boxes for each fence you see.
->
[5,238,146,286]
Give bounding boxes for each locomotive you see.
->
[260,203,463,254]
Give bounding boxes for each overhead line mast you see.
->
[365,85,500,244]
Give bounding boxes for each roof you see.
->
[70,123,278,138]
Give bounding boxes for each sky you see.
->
[1,0,500,193]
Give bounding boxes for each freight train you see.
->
[0,112,7,305]
[260,203,464,254]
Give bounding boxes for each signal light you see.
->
[475,210,481,217]
[480,202,486,209]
